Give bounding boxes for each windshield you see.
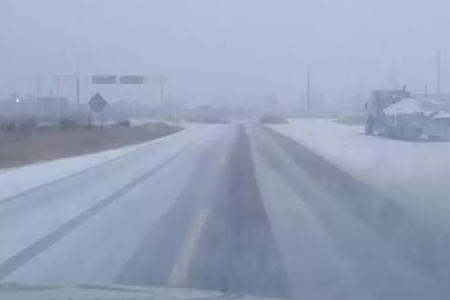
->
[1,1,450,300]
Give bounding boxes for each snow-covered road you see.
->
[0,124,226,281]
[270,119,450,227]
[2,122,450,300]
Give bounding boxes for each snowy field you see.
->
[270,119,450,227]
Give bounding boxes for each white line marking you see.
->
[168,209,209,287]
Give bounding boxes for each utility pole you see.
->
[160,76,166,108]
[76,74,80,112]
[56,76,61,96]
[438,50,441,95]
[392,68,399,89]
[36,75,41,98]
[306,68,310,118]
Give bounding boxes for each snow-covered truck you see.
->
[365,89,450,141]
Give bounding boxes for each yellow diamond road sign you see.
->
[89,93,107,113]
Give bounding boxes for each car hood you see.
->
[0,283,285,300]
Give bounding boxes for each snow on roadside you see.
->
[270,119,450,225]
[0,126,199,202]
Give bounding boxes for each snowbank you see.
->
[270,119,450,226]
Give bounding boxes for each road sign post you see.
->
[89,93,107,113]
[89,93,108,129]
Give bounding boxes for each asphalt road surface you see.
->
[1,123,449,300]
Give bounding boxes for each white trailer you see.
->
[365,90,450,141]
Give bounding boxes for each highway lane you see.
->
[1,123,449,300]
[250,126,442,300]
[184,124,290,298]
[0,125,228,282]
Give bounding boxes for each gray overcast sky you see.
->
[0,0,449,105]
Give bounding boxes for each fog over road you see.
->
[0,123,449,300]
